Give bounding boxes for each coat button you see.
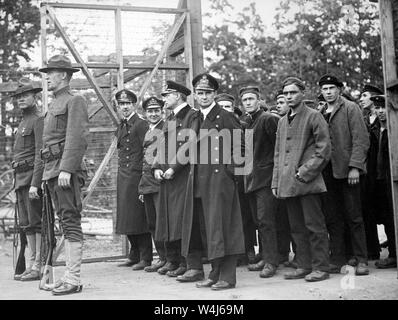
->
[215,169,219,173]
[126,156,129,159]
[216,124,219,128]
[216,115,220,119]
[126,148,129,151]
[128,131,130,134]
[126,139,130,142]
[214,147,219,151]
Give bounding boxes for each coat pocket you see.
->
[21,127,33,149]
[52,106,67,130]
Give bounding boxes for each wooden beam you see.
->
[89,127,116,133]
[44,2,187,14]
[379,0,398,276]
[46,6,120,126]
[137,12,187,100]
[186,0,204,76]
[82,137,117,208]
[71,62,189,70]
[40,6,48,113]
[167,36,185,57]
[115,8,124,90]
[184,9,194,107]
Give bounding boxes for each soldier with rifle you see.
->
[11,78,44,281]
[39,55,89,295]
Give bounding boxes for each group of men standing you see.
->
[11,52,397,296]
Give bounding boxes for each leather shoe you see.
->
[259,263,277,278]
[347,257,358,267]
[132,260,151,271]
[328,264,342,274]
[375,257,397,269]
[211,280,236,291]
[284,268,312,280]
[157,262,178,275]
[355,262,370,276]
[21,270,40,281]
[14,269,31,281]
[144,259,166,272]
[196,279,217,288]
[248,260,265,271]
[176,269,204,282]
[117,259,137,267]
[167,266,187,277]
[305,270,330,282]
[52,282,83,296]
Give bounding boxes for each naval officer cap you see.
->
[192,73,219,91]
[239,86,260,97]
[318,74,344,88]
[361,84,383,95]
[370,95,385,106]
[161,80,191,97]
[215,93,235,103]
[115,89,137,103]
[143,96,164,110]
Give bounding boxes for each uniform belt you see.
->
[40,142,65,163]
[11,158,34,173]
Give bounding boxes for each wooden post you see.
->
[115,8,124,90]
[186,0,204,76]
[379,0,398,277]
[184,10,194,107]
[40,6,48,113]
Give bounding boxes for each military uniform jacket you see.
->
[152,104,200,242]
[115,113,149,235]
[42,86,89,181]
[320,96,370,178]
[272,103,331,198]
[181,104,245,260]
[138,120,164,195]
[243,108,279,193]
[13,107,44,190]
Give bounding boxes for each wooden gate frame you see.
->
[374,0,398,277]
[40,1,204,262]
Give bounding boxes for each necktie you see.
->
[118,118,129,141]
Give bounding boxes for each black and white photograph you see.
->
[0,0,397,309]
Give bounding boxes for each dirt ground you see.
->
[0,236,397,301]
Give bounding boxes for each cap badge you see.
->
[199,75,209,86]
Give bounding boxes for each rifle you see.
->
[13,192,27,277]
[39,182,56,290]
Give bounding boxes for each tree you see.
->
[0,0,40,161]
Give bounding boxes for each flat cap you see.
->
[161,80,191,96]
[318,74,344,87]
[11,78,42,97]
[39,55,80,73]
[192,73,219,91]
[215,93,235,103]
[275,89,285,99]
[143,96,164,110]
[370,95,385,105]
[282,76,305,90]
[361,84,383,95]
[115,89,137,103]
[239,86,260,97]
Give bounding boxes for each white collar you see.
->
[173,102,188,116]
[201,101,216,119]
[125,111,136,122]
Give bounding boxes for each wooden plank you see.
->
[186,0,204,76]
[379,0,398,276]
[137,12,187,100]
[82,137,117,208]
[46,6,120,126]
[115,8,124,90]
[71,62,189,70]
[45,2,187,14]
[89,127,116,133]
[184,10,194,107]
[88,54,149,63]
[40,6,48,113]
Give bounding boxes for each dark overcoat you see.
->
[115,113,149,235]
[181,104,245,260]
[152,104,199,242]
[243,109,279,193]
[138,120,164,195]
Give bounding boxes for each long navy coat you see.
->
[115,113,149,235]
[181,104,245,260]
